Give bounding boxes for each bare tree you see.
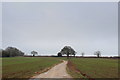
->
[31,51,38,56]
[81,52,85,57]
[94,51,101,57]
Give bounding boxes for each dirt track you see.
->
[32,60,72,78]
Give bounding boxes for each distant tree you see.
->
[60,46,76,59]
[1,49,9,57]
[94,51,101,57]
[1,47,24,57]
[57,52,62,57]
[31,51,38,56]
[81,52,85,57]
[73,52,76,57]
[5,47,24,57]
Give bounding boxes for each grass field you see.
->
[2,57,61,78]
[2,57,119,79]
[67,58,119,78]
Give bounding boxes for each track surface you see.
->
[32,60,72,78]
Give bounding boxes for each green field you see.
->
[67,58,119,78]
[2,57,61,78]
[2,57,119,79]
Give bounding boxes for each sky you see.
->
[0,2,2,49]
[2,2,118,56]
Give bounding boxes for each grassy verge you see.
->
[2,57,61,78]
[67,58,119,78]
[66,65,85,78]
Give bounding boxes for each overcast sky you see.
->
[2,2,118,56]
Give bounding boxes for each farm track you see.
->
[31,60,72,78]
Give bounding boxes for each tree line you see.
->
[57,46,101,58]
[81,51,101,57]
[0,47,24,57]
[0,46,101,58]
